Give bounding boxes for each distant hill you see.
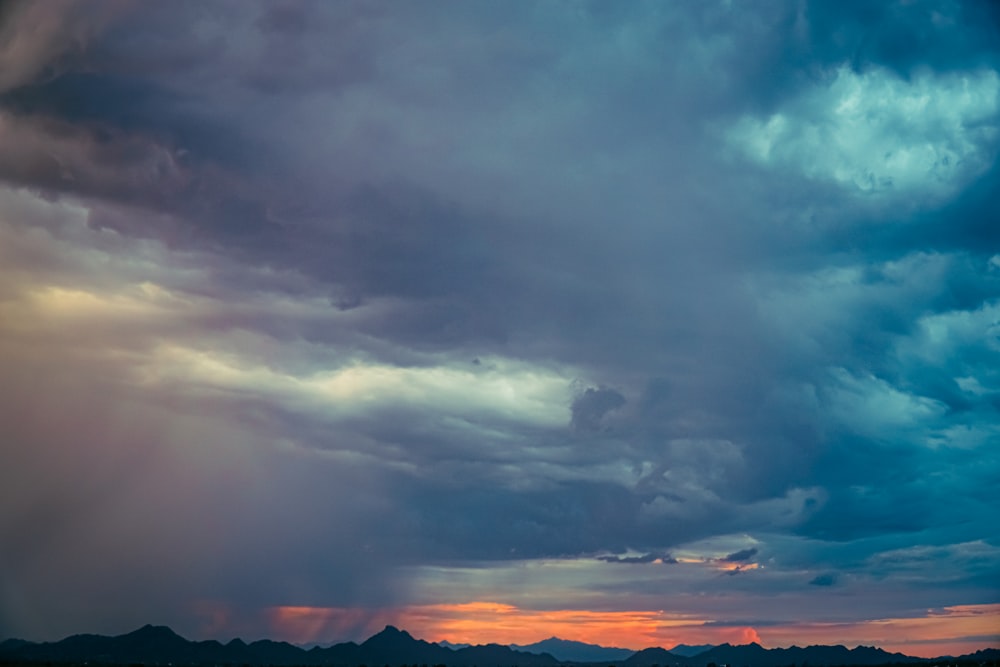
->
[511,637,634,663]
[691,642,922,667]
[458,642,558,666]
[625,642,925,667]
[1,624,995,667]
[354,625,453,665]
[0,625,308,666]
[962,649,1000,662]
[299,626,556,666]
[668,645,716,658]
[624,646,688,667]
[0,625,555,667]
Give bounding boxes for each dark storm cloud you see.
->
[790,1,1000,74]
[809,574,838,587]
[721,548,759,564]
[696,0,1000,116]
[597,553,678,565]
[571,387,627,432]
[0,71,258,167]
[1,0,999,646]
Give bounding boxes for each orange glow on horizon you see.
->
[258,601,1000,658]
[715,562,760,573]
[757,604,1000,658]
[396,603,714,648]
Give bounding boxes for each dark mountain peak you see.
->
[711,641,767,652]
[122,624,183,641]
[358,626,452,665]
[694,642,929,667]
[120,624,188,648]
[362,624,416,648]
[967,648,1000,660]
[531,637,601,648]
[227,637,247,648]
[456,643,560,665]
[250,638,297,648]
[625,646,686,666]
[512,637,635,663]
[668,643,716,658]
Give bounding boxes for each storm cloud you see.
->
[0,0,998,656]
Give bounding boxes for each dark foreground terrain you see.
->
[2,625,997,667]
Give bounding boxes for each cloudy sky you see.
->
[1,0,999,658]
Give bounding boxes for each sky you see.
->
[1,0,999,659]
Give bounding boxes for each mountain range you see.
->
[666,646,717,659]
[0,626,556,667]
[510,638,633,663]
[1,624,997,667]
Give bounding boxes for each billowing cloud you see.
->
[727,66,1000,198]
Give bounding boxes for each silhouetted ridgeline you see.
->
[0,626,555,667]
[1,625,997,667]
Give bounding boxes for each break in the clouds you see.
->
[1,0,998,657]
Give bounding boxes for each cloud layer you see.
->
[1,0,998,654]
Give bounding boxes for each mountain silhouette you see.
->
[667,644,716,658]
[693,642,771,667]
[624,647,687,667]
[356,625,453,665]
[456,642,558,666]
[511,637,633,662]
[0,626,993,666]
[0,625,305,666]
[684,642,922,667]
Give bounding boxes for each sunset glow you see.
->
[260,602,1000,657]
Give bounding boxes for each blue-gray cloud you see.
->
[809,574,837,587]
[571,387,626,432]
[722,548,759,564]
[597,552,678,565]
